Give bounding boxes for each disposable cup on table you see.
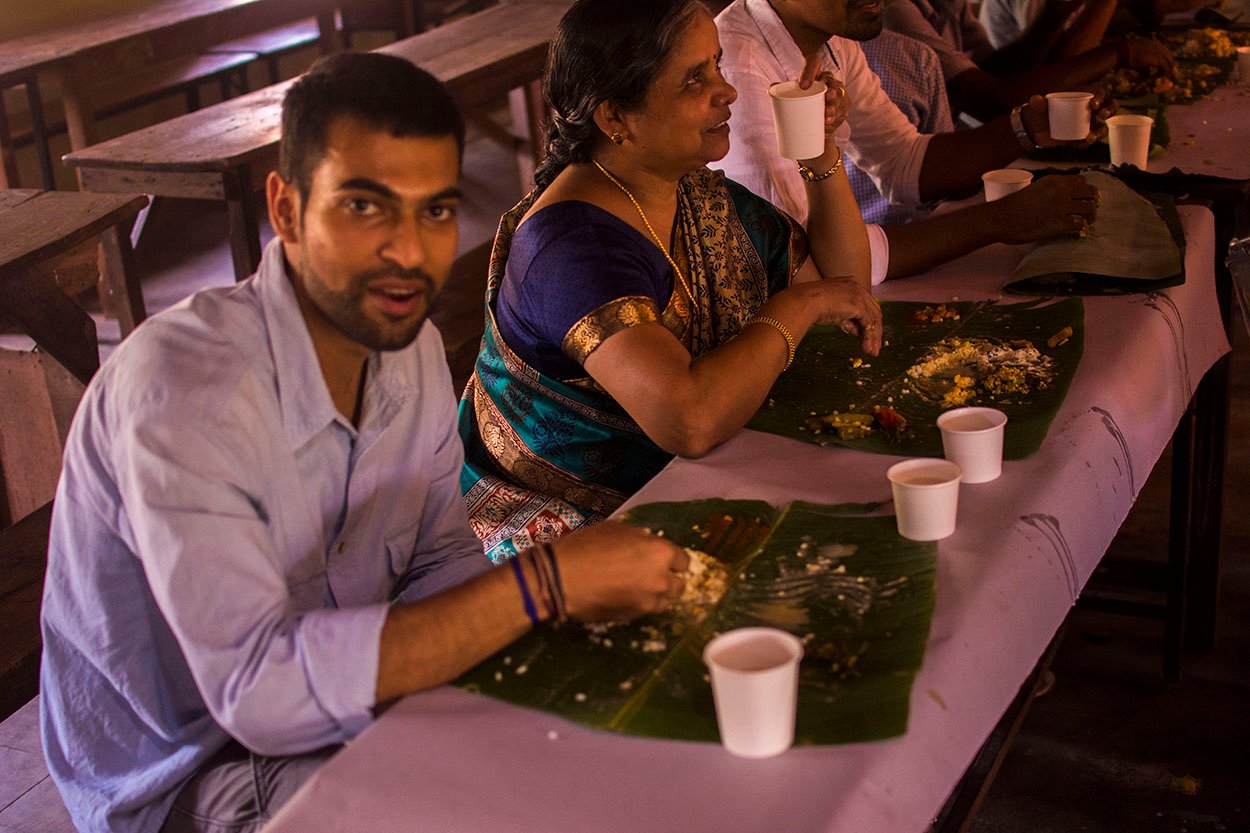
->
[769,80,827,160]
[887,458,962,541]
[937,407,1008,484]
[1106,114,1153,170]
[981,169,1032,202]
[703,628,804,758]
[1238,47,1250,84]
[1045,91,1094,141]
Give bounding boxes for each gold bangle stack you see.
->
[751,316,797,371]
[797,145,843,182]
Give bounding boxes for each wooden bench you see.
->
[0,502,52,721]
[0,51,258,159]
[204,19,325,87]
[64,0,568,281]
[0,0,345,189]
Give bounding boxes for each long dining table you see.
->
[260,193,1229,832]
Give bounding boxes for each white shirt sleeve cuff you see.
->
[867,223,889,285]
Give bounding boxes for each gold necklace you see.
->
[593,160,694,304]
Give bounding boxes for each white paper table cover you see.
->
[262,206,1228,833]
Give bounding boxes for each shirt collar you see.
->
[745,0,839,79]
[255,241,419,450]
[255,239,343,450]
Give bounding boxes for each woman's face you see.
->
[620,10,738,175]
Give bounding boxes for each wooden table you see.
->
[0,0,345,189]
[0,190,149,383]
[263,206,1229,833]
[63,0,568,281]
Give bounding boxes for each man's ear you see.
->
[266,170,301,245]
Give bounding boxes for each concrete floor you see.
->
[3,120,1246,832]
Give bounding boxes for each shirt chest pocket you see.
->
[385,515,424,583]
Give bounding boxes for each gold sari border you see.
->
[560,296,660,366]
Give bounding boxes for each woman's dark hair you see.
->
[279,52,465,201]
[534,0,705,189]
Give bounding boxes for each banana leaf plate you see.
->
[456,499,937,746]
[746,298,1084,459]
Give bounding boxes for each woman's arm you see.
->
[583,278,880,458]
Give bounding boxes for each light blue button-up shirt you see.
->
[40,240,488,833]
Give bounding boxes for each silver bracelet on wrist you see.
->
[1010,105,1038,152]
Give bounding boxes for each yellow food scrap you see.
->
[1047,327,1073,348]
[1169,775,1201,796]
[851,357,863,368]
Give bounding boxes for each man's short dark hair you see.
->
[279,51,466,200]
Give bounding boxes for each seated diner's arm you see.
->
[882,174,1099,279]
[377,522,685,703]
[795,61,871,290]
[950,38,1171,121]
[583,277,880,458]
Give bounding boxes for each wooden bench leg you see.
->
[99,223,147,337]
[24,77,56,191]
[0,99,20,188]
[508,80,547,193]
[0,265,99,385]
[224,165,262,281]
[1164,399,1195,681]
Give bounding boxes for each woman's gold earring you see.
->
[610,132,625,145]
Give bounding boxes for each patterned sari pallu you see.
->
[458,168,808,562]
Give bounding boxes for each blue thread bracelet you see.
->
[510,556,540,626]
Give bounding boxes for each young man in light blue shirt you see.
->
[40,53,686,833]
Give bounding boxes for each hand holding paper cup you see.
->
[887,458,962,541]
[982,169,1033,202]
[704,628,803,758]
[1045,91,1094,141]
[937,407,1008,484]
[769,80,827,160]
[1106,114,1153,170]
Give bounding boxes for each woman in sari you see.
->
[459,0,882,562]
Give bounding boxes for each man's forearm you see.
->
[919,118,1022,201]
[883,202,1005,279]
[376,561,530,703]
[951,51,1116,120]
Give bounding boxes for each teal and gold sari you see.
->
[458,168,808,562]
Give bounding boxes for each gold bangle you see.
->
[750,316,797,371]
[797,145,843,182]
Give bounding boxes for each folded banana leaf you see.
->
[456,499,937,746]
[747,298,1084,459]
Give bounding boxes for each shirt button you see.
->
[337,541,346,554]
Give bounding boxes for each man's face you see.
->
[774,0,885,47]
[274,114,462,353]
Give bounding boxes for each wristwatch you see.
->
[1010,104,1039,151]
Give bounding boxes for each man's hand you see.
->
[1112,36,1175,73]
[554,522,689,623]
[1023,87,1116,148]
[994,175,1100,242]
[798,51,852,135]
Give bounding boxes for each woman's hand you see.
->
[779,277,883,356]
[798,51,851,140]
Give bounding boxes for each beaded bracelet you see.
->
[750,316,797,371]
[509,556,540,627]
[538,543,568,624]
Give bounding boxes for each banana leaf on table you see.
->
[456,499,937,746]
[746,298,1084,459]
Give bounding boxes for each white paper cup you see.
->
[1106,114,1153,170]
[1045,91,1094,141]
[1237,47,1250,84]
[703,628,804,758]
[937,407,1008,484]
[769,80,827,160]
[981,169,1033,202]
[887,458,962,541]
